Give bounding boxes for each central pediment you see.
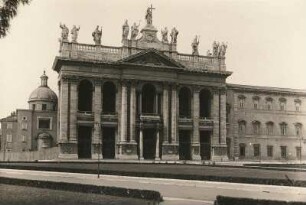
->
[118,49,184,68]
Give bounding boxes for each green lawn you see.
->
[0,184,151,205]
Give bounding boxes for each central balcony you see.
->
[139,113,161,123]
[178,117,193,129]
[101,112,118,127]
[199,117,214,130]
[77,111,94,122]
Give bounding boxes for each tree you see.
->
[0,0,30,38]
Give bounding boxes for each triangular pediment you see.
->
[118,49,184,68]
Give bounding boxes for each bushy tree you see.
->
[0,0,30,38]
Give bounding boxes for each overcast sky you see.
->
[0,0,305,118]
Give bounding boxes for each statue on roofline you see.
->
[59,23,69,42]
[122,20,129,41]
[212,41,219,56]
[71,25,80,43]
[170,27,179,44]
[130,22,140,40]
[92,25,102,45]
[191,35,200,55]
[145,5,155,25]
[220,42,228,57]
[161,27,168,43]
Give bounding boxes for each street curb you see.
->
[0,177,163,202]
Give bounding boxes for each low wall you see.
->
[0,147,59,161]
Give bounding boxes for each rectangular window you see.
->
[7,123,13,129]
[267,146,273,157]
[280,124,287,136]
[38,118,51,129]
[253,144,260,157]
[32,104,36,110]
[239,98,245,108]
[21,135,26,142]
[21,123,28,130]
[6,134,12,143]
[239,144,245,157]
[281,146,287,158]
[42,104,47,111]
[296,147,301,160]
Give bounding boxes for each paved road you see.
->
[1,169,306,204]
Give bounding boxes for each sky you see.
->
[0,0,306,118]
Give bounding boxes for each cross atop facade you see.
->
[145,4,155,25]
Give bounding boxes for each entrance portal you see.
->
[78,126,92,159]
[102,127,115,159]
[179,130,191,160]
[143,129,156,159]
[200,131,211,160]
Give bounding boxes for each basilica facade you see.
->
[1,8,305,161]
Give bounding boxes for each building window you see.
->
[295,99,301,112]
[38,118,51,129]
[238,95,246,108]
[253,96,260,110]
[281,146,287,158]
[21,123,28,130]
[267,145,273,157]
[266,122,274,135]
[253,144,260,157]
[295,123,302,136]
[280,122,287,136]
[22,116,27,121]
[32,104,36,110]
[21,135,26,142]
[42,104,47,111]
[279,98,286,111]
[266,97,273,110]
[239,143,246,157]
[238,120,246,135]
[6,134,12,143]
[252,121,261,135]
[7,123,13,129]
[296,147,302,160]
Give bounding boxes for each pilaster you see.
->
[92,80,102,159]
[69,79,78,142]
[192,87,201,160]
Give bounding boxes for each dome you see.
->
[28,86,57,102]
[28,71,58,103]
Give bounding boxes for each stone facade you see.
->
[52,9,230,161]
[227,84,306,160]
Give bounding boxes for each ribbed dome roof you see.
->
[28,71,57,103]
[28,86,57,102]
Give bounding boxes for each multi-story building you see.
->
[0,72,58,153]
[1,7,305,161]
[227,84,306,160]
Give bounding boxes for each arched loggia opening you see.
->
[78,80,93,112]
[103,81,116,114]
[142,84,156,114]
[199,89,211,118]
[179,87,192,118]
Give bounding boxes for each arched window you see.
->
[238,120,246,135]
[266,121,274,135]
[199,89,211,118]
[179,87,192,118]
[266,97,273,110]
[103,81,116,114]
[280,122,287,136]
[238,95,246,109]
[252,96,260,110]
[252,121,261,135]
[142,84,156,114]
[78,80,93,112]
[279,98,287,111]
[295,123,302,136]
[295,99,301,112]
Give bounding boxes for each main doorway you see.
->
[200,131,211,160]
[78,126,92,159]
[102,127,115,159]
[179,130,191,160]
[143,128,156,159]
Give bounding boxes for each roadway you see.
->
[1,168,306,204]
